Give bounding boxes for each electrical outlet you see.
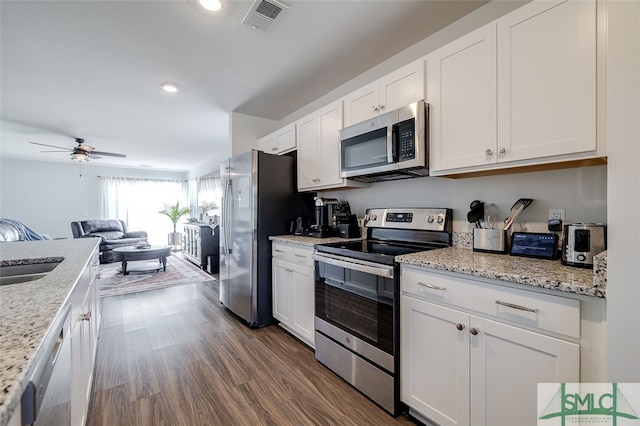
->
[548,208,565,221]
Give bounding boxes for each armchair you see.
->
[71,219,148,263]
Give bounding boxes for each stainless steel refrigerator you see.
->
[219,150,313,327]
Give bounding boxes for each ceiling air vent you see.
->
[241,0,289,32]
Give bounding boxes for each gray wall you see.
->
[0,158,186,239]
[328,166,607,234]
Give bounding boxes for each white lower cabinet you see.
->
[272,243,315,348]
[70,247,101,425]
[401,266,580,426]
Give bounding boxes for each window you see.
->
[101,176,188,245]
[197,175,222,223]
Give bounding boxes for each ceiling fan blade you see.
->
[29,141,71,150]
[91,151,126,158]
[41,150,71,153]
[87,153,102,159]
[77,145,95,152]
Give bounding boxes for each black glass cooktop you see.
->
[315,240,439,265]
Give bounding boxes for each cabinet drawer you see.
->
[401,266,580,338]
[272,243,314,267]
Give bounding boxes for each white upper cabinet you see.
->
[344,60,425,127]
[297,100,368,191]
[497,0,596,162]
[257,122,296,155]
[429,0,598,175]
[428,23,497,171]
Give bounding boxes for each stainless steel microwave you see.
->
[339,100,428,182]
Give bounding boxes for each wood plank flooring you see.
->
[87,279,416,425]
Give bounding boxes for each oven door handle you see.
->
[313,253,394,278]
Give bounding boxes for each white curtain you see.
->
[101,176,188,245]
[197,176,222,221]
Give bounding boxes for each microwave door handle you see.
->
[387,124,395,163]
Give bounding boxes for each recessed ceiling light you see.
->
[198,0,222,12]
[161,82,179,93]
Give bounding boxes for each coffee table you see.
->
[112,245,172,275]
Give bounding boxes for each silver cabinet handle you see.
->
[485,148,493,157]
[372,105,379,111]
[470,327,479,335]
[294,254,307,259]
[80,312,92,322]
[274,249,284,253]
[495,300,539,313]
[378,104,385,110]
[272,147,278,151]
[417,282,446,291]
[498,147,507,155]
[456,323,465,331]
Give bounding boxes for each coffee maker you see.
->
[308,197,339,238]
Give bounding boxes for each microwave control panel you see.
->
[397,119,415,161]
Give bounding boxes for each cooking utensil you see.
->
[503,198,533,231]
[467,200,485,228]
[485,203,498,229]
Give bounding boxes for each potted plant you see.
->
[159,201,191,247]
[199,201,219,222]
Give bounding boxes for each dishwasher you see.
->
[21,304,72,425]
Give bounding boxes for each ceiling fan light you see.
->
[198,0,222,12]
[161,82,179,93]
[71,152,89,162]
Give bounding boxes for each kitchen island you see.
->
[0,238,100,426]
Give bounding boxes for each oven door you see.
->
[313,253,397,357]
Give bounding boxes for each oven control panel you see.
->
[363,208,451,232]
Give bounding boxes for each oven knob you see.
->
[437,215,444,224]
[427,215,434,223]
[371,214,377,221]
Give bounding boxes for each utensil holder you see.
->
[473,229,508,254]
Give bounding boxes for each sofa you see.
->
[70,219,148,263]
[0,219,52,242]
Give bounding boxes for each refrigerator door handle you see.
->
[224,179,233,255]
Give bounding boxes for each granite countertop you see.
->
[269,234,364,247]
[0,238,100,426]
[397,247,605,298]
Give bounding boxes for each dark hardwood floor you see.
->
[87,279,415,425]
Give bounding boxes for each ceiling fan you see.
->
[29,138,127,162]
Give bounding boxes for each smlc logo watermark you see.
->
[538,383,640,425]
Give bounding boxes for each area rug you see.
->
[99,255,216,297]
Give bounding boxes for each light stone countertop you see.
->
[269,234,364,247]
[0,238,100,426]
[397,247,605,298]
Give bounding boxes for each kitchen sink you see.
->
[0,259,63,286]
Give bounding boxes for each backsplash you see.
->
[328,165,607,235]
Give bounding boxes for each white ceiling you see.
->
[0,0,485,172]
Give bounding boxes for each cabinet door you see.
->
[497,0,596,163]
[70,288,91,426]
[275,123,296,153]
[291,263,315,346]
[343,81,379,126]
[401,295,470,426]
[257,133,277,153]
[272,258,292,323]
[296,113,319,190]
[429,23,497,172]
[498,0,596,161]
[469,316,580,426]
[317,100,344,187]
[379,60,425,113]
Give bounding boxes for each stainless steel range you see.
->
[313,207,452,416]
